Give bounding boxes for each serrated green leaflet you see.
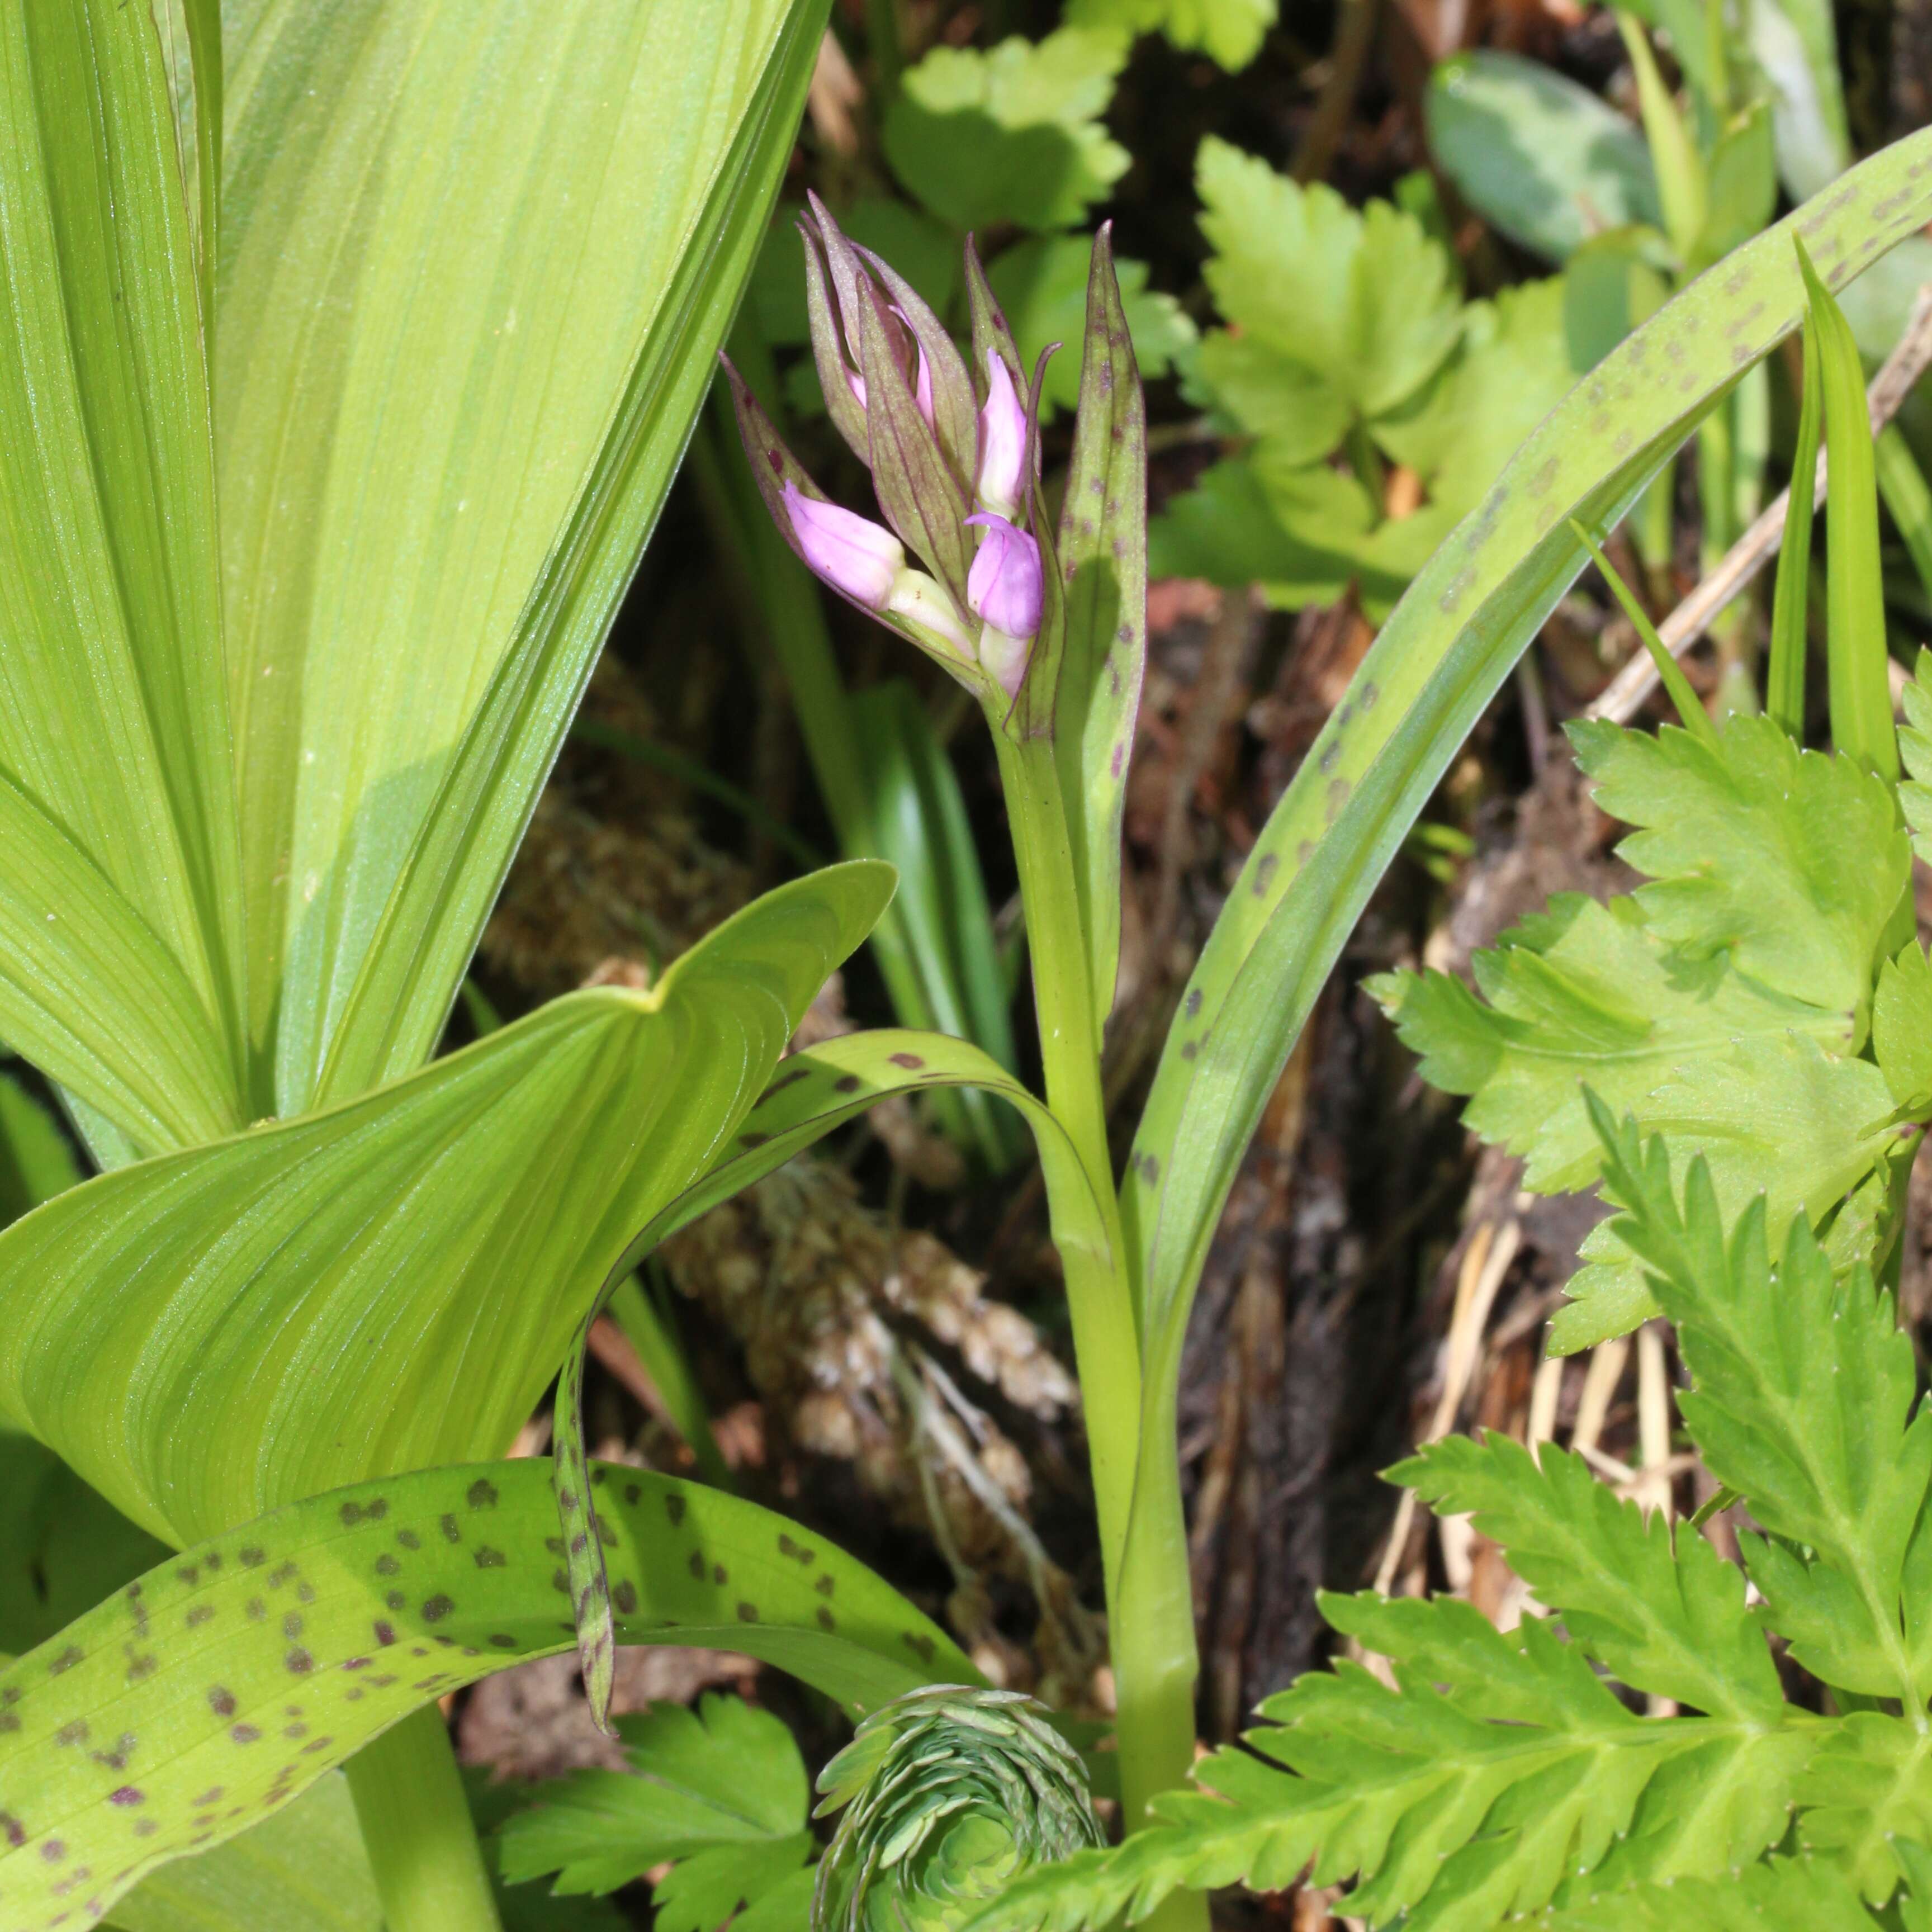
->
[1062,0,1273,69]
[219,0,826,1119]
[0,865,890,1549]
[1123,136,1932,1415]
[965,1654,1819,1932]
[880,29,1129,236]
[496,1693,811,1901]
[1800,1716,1932,1902]
[1598,1117,1932,1704]
[0,1457,970,1932]
[1538,1854,1884,1930]
[1393,1434,1781,1721]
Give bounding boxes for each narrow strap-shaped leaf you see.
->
[1797,237,1900,782]
[1569,520,1718,748]
[1052,226,1147,1025]
[1121,130,1932,1454]
[1768,319,1824,740]
[0,1458,973,1932]
[0,0,246,1121]
[0,865,889,1549]
[181,0,220,338]
[556,1027,1106,1729]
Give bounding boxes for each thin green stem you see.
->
[991,727,1205,1931]
[346,1707,501,1932]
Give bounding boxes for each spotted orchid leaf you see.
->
[0,1457,969,1932]
[0,865,891,1552]
[1121,130,1932,1641]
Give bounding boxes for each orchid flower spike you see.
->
[976,351,1027,520]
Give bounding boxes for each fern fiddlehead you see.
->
[812,1687,1105,1931]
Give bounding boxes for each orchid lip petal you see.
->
[782,481,903,608]
[964,513,1043,642]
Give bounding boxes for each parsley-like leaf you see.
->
[1064,0,1275,70]
[1392,1432,1782,1720]
[1596,1111,1932,1704]
[495,1693,812,1905]
[883,30,1130,235]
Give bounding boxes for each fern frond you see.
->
[1593,1102,1932,1703]
[1535,1852,1883,1930]
[1389,1432,1780,1720]
[965,1635,1813,1932]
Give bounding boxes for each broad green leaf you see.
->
[1370,884,1886,1197]
[0,0,247,1142]
[0,1068,81,1227]
[106,1776,381,1932]
[1393,1433,1782,1721]
[986,235,1196,422]
[1751,0,1850,202]
[0,1432,167,1660]
[1426,51,1661,263]
[1063,0,1275,70]
[1618,12,1707,263]
[1195,137,1463,426]
[0,1456,970,1931]
[218,0,827,1116]
[496,1693,810,1898]
[1597,1120,1932,1703]
[550,1022,1106,1725]
[1569,715,1906,1026]
[1123,130,1932,1456]
[1693,100,1778,273]
[1899,648,1932,860]
[0,865,890,1547]
[880,30,1130,236]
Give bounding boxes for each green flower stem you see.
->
[346,1707,502,1932]
[991,726,1206,1931]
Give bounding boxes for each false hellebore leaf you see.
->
[0,1458,972,1932]
[0,866,892,1550]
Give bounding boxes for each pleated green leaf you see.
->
[0,0,246,1145]
[0,1456,969,1932]
[0,865,890,1549]
[216,0,828,1118]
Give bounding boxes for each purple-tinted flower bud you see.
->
[891,307,936,431]
[847,367,868,411]
[784,482,904,608]
[965,513,1043,641]
[975,352,1027,519]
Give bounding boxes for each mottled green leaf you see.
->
[1125,135,1932,1438]
[1426,51,1661,263]
[0,1457,968,1931]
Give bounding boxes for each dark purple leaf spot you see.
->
[888,1052,924,1069]
[376,1555,399,1576]
[737,1602,759,1622]
[207,1688,236,1717]
[422,1595,455,1623]
[467,1480,499,1510]
[834,1074,862,1093]
[613,1581,638,1615]
[286,1649,314,1675]
[473,1546,506,1569]
[231,1725,260,1745]
[374,1621,397,1646]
